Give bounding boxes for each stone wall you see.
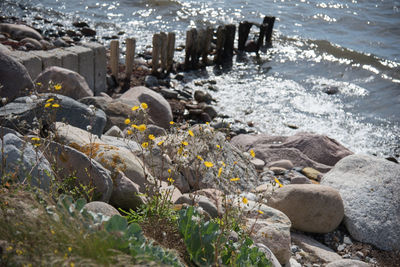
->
[7,42,106,95]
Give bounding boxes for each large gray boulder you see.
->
[269,132,353,167]
[0,94,106,136]
[0,133,53,191]
[0,51,34,103]
[120,86,173,129]
[149,127,259,193]
[35,66,93,100]
[0,23,43,41]
[267,184,344,233]
[254,146,332,172]
[79,96,140,131]
[231,132,352,172]
[240,200,292,265]
[44,141,113,202]
[110,172,145,210]
[321,154,400,251]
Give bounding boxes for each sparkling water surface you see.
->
[1,0,399,158]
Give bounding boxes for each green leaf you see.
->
[105,215,128,233]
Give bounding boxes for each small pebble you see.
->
[343,236,352,245]
[337,244,346,252]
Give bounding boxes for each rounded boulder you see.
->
[267,184,344,233]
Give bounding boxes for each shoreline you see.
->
[1,16,400,267]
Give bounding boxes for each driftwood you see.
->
[152,33,161,74]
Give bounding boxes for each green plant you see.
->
[0,188,184,266]
[178,206,271,266]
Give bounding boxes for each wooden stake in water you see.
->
[184,28,198,70]
[152,33,161,74]
[214,25,226,65]
[238,21,252,51]
[110,40,119,79]
[202,26,213,64]
[223,24,236,59]
[263,16,276,46]
[160,32,168,71]
[125,38,136,78]
[167,32,175,72]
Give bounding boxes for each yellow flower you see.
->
[168,169,172,174]
[6,246,12,251]
[131,124,138,129]
[230,178,240,182]
[188,130,194,137]
[52,103,60,108]
[124,118,131,125]
[167,177,174,183]
[137,124,146,131]
[216,144,221,149]
[51,229,55,235]
[197,155,204,161]
[44,103,51,108]
[148,134,155,140]
[169,121,174,125]
[274,177,283,188]
[205,122,210,125]
[54,84,62,90]
[16,249,23,255]
[258,210,264,215]
[221,161,226,167]
[250,149,255,158]
[46,98,54,103]
[68,247,72,252]
[31,137,40,141]
[204,161,213,168]
[157,140,164,146]
[141,102,148,109]
[36,82,42,86]
[181,141,188,146]
[131,106,139,111]
[177,147,183,154]
[141,142,149,149]
[54,249,58,254]
[70,263,75,267]
[233,161,238,165]
[218,167,222,177]
[242,197,248,204]
[126,129,132,135]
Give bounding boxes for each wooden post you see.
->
[184,28,198,70]
[152,33,161,74]
[166,32,175,72]
[160,32,168,71]
[214,25,226,65]
[257,23,268,50]
[202,26,213,64]
[125,38,136,78]
[238,21,252,51]
[223,24,236,59]
[110,40,119,79]
[263,16,276,46]
[184,29,193,70]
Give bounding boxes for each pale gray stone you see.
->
[83,201,120,217]
[321,154,400,251]
[0,133,52,191]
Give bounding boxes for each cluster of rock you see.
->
[1,22,399,267]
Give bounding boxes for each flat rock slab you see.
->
[321,154,400,251]
[0,94,106,137]
[291,232,342,263]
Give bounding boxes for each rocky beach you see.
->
[0,10,400,267]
